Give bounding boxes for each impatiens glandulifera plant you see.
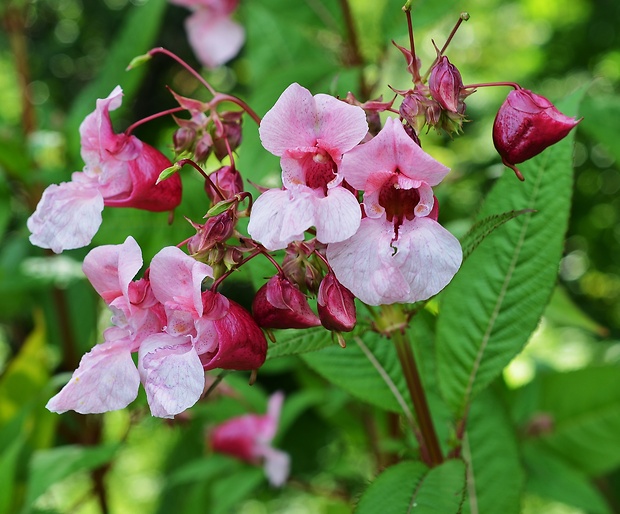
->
[29,1,587,509]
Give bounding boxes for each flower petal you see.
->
[327,216,462,305]
[138,333,205,418]
[340,117,450,190]
[185,9,245,69]
[82,236,142,304]
[46,337,139,414]
[247,188,315,251]
[313,187,361,243]
[150,246,213,315]
[391,216,463,301]
[259,83,321,155]
[27,180,104,253]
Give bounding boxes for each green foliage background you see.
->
[0,0,619,512]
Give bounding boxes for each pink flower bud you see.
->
[187,211,235,258]
[205,165,244,202]
[194,133,213,163]
[493,88,580,180]
[429,56,464,113]
[201,291,268,371]
[173,126,196,154]
[252,275,321,329]
[317,272,356,332]
[212,111,243,161]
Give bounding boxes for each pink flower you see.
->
[47,238,266,419]
[46,237,163,415]
[327,118,462,305]
[170,0,245,69]
[248,83,368,250]
[210,391,290,487]
[28,87,182,253]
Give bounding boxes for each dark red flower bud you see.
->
[493,88,580,180]
[429,56,464,113]
[317,273,356,332]
[205,165,244,203]
[200,291,267,371]
[252,275,321,329]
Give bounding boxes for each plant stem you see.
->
[392,328,443,467]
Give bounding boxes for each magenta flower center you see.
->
[378,174,420,224]
[302,150,337,194]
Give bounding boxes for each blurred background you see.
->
[1,0,619,512]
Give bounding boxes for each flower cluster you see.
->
[29,6,579,436]
[47,236,266,418]
[248,83,462,306]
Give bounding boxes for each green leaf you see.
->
[528,365,620,476]
[523,443,611,514]
[25,443,119,506]
[301,331,413,416]
[355,459,466,514]
[460,209,533,261]
[462,390,524,514]
[65,0,168,155]
[435,90,583,416]
[266,326,337,360]
[0,437,24,514]
[544,285,607,335]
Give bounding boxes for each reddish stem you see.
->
[211,93,262,126]
[405,10,422,84]
[462,81,521,90]
[124,106,185,135]
[148,47,217,95]
[177,158,227,202]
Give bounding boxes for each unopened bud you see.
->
[205,165,244,203]
[212,111,243,161]
[173,126,196,154]
[252,275,321,329]
[187,211,236,258]
[429,55,464,113]
[493,88,580,180]
[317,273,356,332]
[194,133,213,163]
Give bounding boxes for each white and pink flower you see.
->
[28,86,182,254]
[47,237,267,419]
[327,117,462,305]
[248,83,368,250]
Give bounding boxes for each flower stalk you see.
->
[392,325,443,467]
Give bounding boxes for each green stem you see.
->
[392,328,443,467]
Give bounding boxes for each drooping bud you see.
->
[429,55,464,113]
[493,88,580,180]
[252,275,321,329]
[317,272,356,332]
[205,165,244,203]
[201,292,268,371]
